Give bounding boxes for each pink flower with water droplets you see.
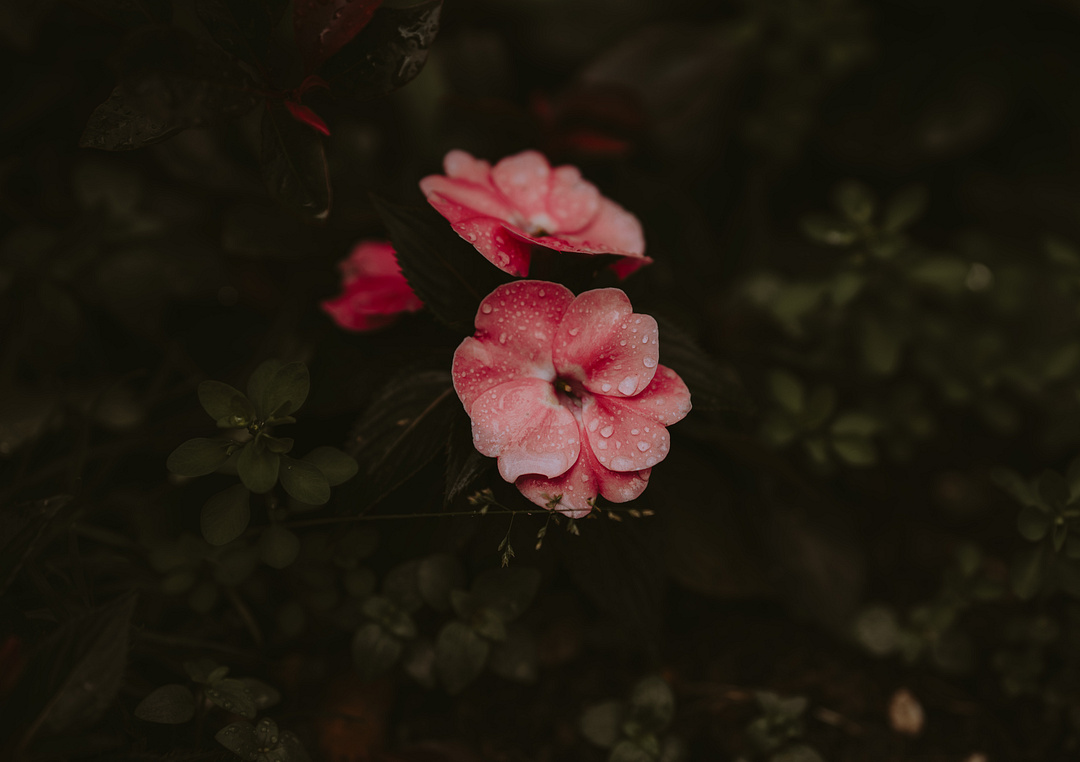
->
[321,240,423,332]
[452,280,690,517]
[420,149,651,279]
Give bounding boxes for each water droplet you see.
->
[611,456,634,470]
[600,425,614,438]
[596,440,608,449]
[618,376,638,395]
[601,383,612,392]
[619,339,627,346]
[643,356,657,368]
[569,327,580,336]
[631,428,640,435]
[499,332,507,344]
[641,335,649,344]
[637,441,651,452]
[481,303,492,314]
[538,289,546,297]
[587,418,599,432]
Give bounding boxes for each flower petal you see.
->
[340,241,403,280]
[552,288,659,398]
[422,194,533,276]
[546,165,602,232]
[491,150,554,225]
[517,429,650,518]
[469,378,581,481]
[582,394,669,473]
[322,242,422,332]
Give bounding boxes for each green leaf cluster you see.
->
[580,676,680,762]
[745,692,822,762]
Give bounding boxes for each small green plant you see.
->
[744,692,823,762]
[580,675,681,762]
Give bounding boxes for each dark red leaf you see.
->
[294,0,383,73]
[284,100,331,136]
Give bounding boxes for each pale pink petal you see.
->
[419,176,518,224]
[322,242,422,333]
[340,241,402,279]
[570,196,646,255]
[552,288,659,398]
[451,281,574,412]
[581,393,669,473]
[545,165,601,232]
[517,427,650,518]
[422,193,533,276]
[469,378,580,481]
[491,151,553,225]
[616,364,693,426]
[443,149,493,184]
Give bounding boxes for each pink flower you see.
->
[321,241,423,331]
[452,280,691,518]
[420,149,651,279]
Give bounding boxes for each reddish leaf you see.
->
[285,101,331,136]
[295,0,383,73]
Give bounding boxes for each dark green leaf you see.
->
[853,605,899,656]
[417,553,466,612]
[197,0,274,66]
[610,740,654,762]
[882,185,928,234]
[167,438,232,477]
[1011,543,1048,600]
[445,408,493,504]
[213,545,260,586]
[580,700,624,748]
[383,560,424,612]
[362,595,417,638]
[279,456,330,505]
[801,214,858,246]
[198,380,255,427]
[486,626,537,683]
[470,567,541,623]
[832,179,875,224]
[201,484,251,546]
[264,436,295,454]
[652,316,754,414]
[259,525,301,568]
[134,684,196,724]
[294,0,382,73]
[830,413,879,438]
[773,745,826,762]
[25,593,137,738]
[858,317,901,376]
[206,677,258,719]
[907,257,969,293]
[1037,470,1070,510]
[302,446,359,486]
[344,369,458,508]
[237,440,280,493]
[260,102,331,222]
[79,85,185,151]
[261,362,310,418]
[1018,506,1051,542]
[216,721,258,758]
[247,359,283,417]
[372,195,512,333]
[628,676,676,732]
[183,658,222,684]
[435,620,489,695]
[831,435,877,467]
[351,622,402,680]
[992,468,1039,508]
[237,678,280,711]
[769,370,804,416]
[119,28,261,126]
[320,1,442,100]
[468,607,508,642]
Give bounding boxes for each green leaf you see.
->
[801,386,836,430]
[830,413,880,438]
[1017,506,1052,542]
[294,0,382,72]
[201,484,251,546]
[352,622,402,681]
[24,593,137,738]
[303,446,359,486]
[992,468,1039,508]
[362,595,418,639]
[237,440,280,493]
[828,270,865,307]
[320,1,443,100]
[118,28,260,126]
[247,360,283,418]
[801,214,858,246]
[435,620,490,695]
[580,700,624,748]
[882,185,928,234]
[206,677,258,719]
[1011,543,1049,600]
[134,684,196,724]
[372,195,511,333]
[468,607,508,642]
[216,721,258,759]
[832,179,875,224]
[213,545,260,586]
[769,370,804,416]
[772,744,826,762]
[831,435,877,467]
[264,436,295,454]
[196,0,274,67]
[859,317,901,376]
[237,678,280,711]
[259,525,301,569]
[853,605,899,656]
[1046,235,1080,266]
[260,102,331,222]
[470,567,542,623]
[79,85,185,151]
[1037,470,1070,510]
[167,438,231,477]
[628,675,676,732]
[383,560,424,612]
[263,362,310,418]
[610,740,655,762]
[198,380,255,427]
[279,456,331,505]
[183,658,222,684]
[907,257,969,293]
[486,626,537,683]
[417,553,466,612]
[344,369,459,508]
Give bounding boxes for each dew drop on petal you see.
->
[631,428,639,435]
[601,383,612,392]
[611,456,634,470]
[569,327,580,336]
[499,332,507,344]
[481,303,493,314]
[600,425,614,438]
[643,356,657,368]
[538,289,546,297]
[642,335,649,343]
[637,441,651,452]
[620,340,627,346]
[587,418,599,432]
[618,376,638,395]
[597,440,608,449]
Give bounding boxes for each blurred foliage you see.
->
[4,0,1080,760]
